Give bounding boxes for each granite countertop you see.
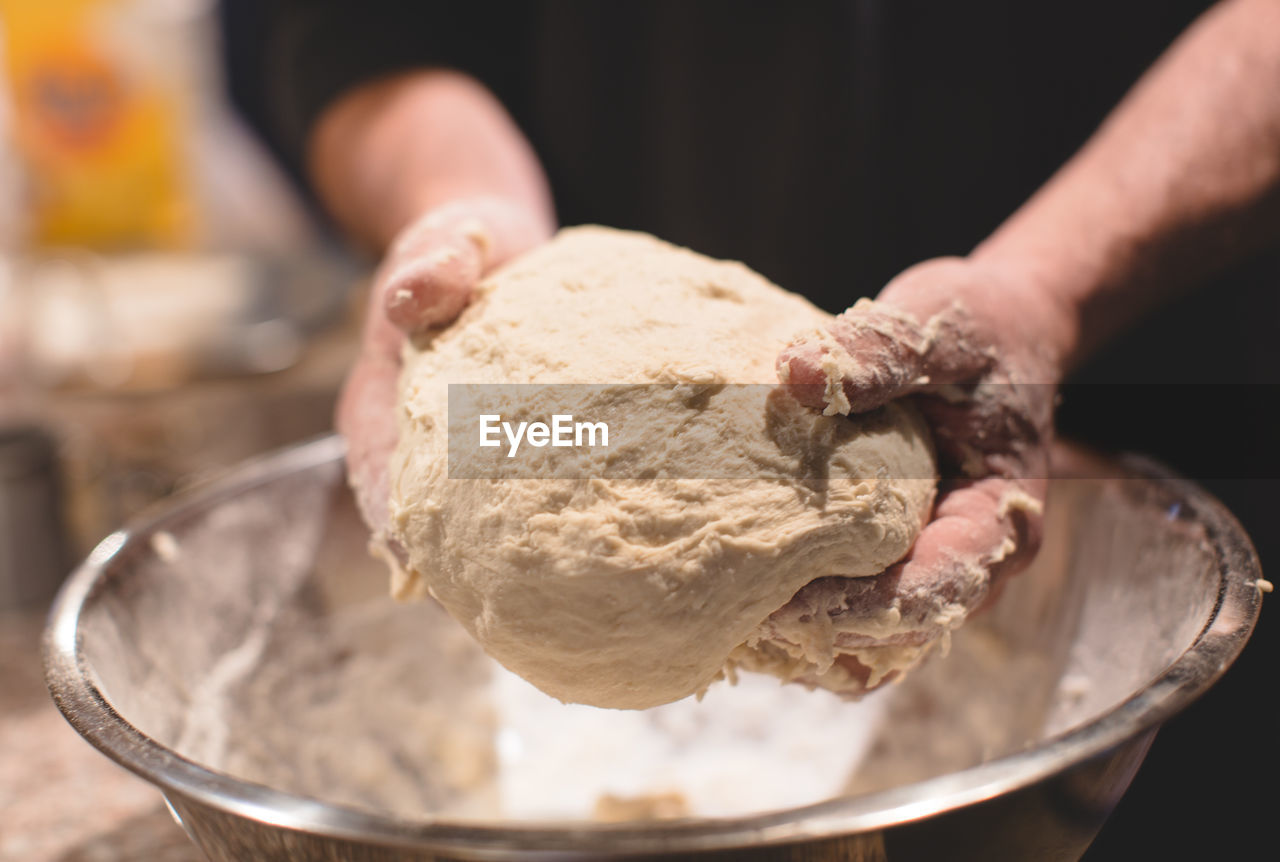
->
[1,611,204,862]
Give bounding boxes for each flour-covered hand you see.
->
[337,197,553,541]
[772,257,1060,691]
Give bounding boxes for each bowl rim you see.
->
[43,434,1266,857]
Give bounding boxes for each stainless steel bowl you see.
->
[44,436,1264,861]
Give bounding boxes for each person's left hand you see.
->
[764,256,1061,692]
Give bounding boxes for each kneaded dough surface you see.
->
[390,227,936,709]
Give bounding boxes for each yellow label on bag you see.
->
[1,0,195,249]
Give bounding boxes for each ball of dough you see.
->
[388,227,936,709]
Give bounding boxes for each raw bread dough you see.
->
[388,227,937,709]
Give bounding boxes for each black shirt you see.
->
[220,0,1212,311]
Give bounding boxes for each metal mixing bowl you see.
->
[44,435,1264,861]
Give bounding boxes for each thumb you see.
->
[381,196,554,334]
[776,259,995,414]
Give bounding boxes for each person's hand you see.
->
[337,196,554,547]
[768,256,1060,691]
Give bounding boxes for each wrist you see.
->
[965,243,1083,381]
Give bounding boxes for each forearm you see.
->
[307,68,554,251]
[973,0,1280,373]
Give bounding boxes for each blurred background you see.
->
[0,0,364,607]
[0,6,361,856]
[0,1,1273,860]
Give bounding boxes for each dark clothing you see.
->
[219,4,1277,860]
[222,0,1212,312]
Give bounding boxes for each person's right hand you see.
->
[337,196,554,549]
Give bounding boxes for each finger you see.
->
[836,474,1044,646]
[381,226,485,332]
[776,299,933,413]
[776,298,993,415]
[381,197,554,334]
[762,474,1045,654]
[776,259,996,415]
